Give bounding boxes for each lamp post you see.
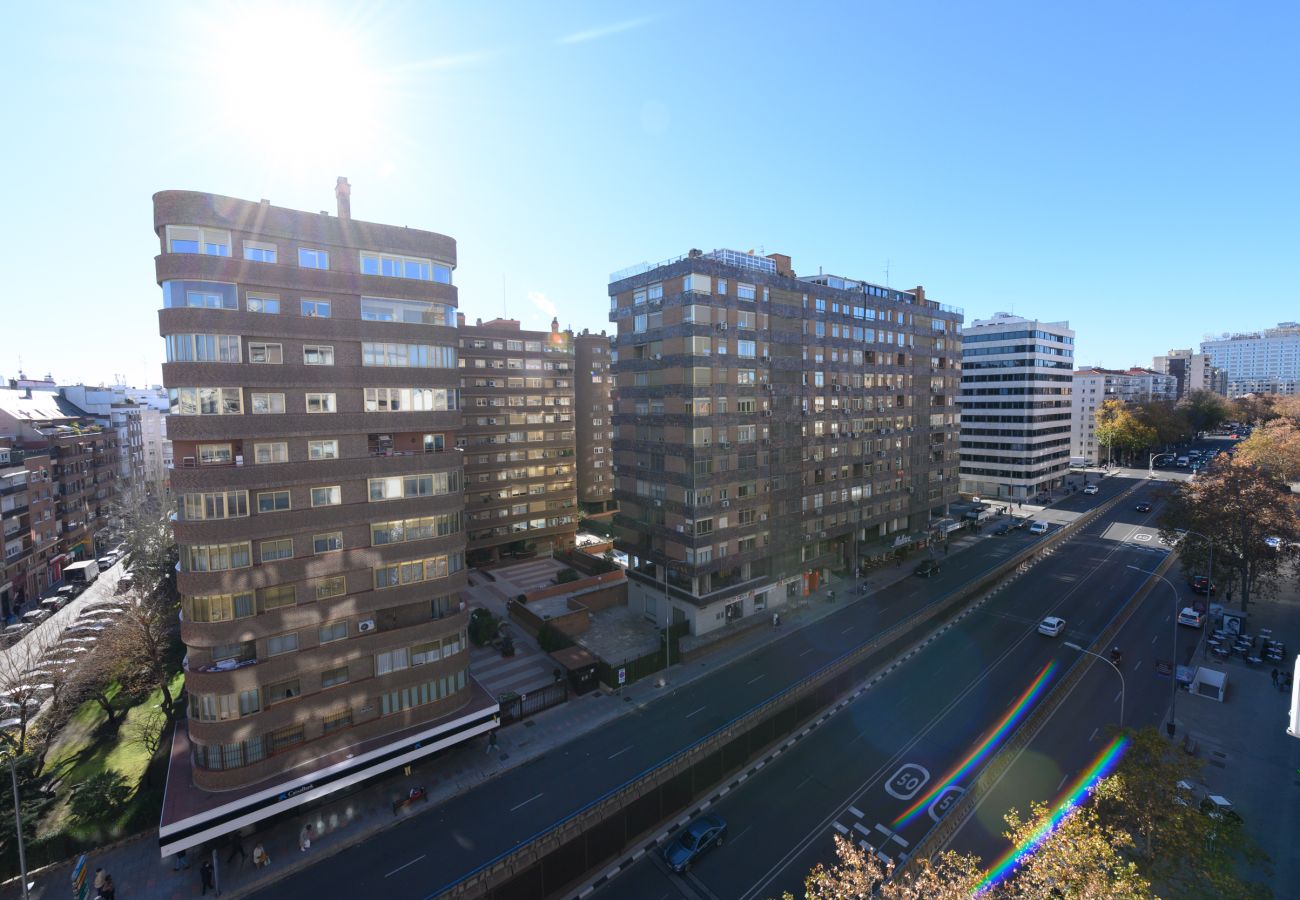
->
[1148,451,1176,479]
[1127,566,1183,737]
[1063,643,1125,729]
[0,727,29,900]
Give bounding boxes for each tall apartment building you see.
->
[457,317,578,566]
[1152,349,1227,398]
[155,182,494,855]
[1201,323,1300,396]
[1069,366,1177,465]
[959,313,1074,499]
[61,384,147,503]
[0,389,119,608]
[574,329,616,518]
[608,248,962,635]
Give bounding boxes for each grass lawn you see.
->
[39,672,183,839]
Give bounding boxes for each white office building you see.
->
[959,313,1074,500]
[1069,367,1177,465]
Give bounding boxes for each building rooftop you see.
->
[0,389,89,423]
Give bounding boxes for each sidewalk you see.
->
[2,526,1010,900]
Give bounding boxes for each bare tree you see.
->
[0,631,70,756]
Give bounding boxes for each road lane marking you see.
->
[841,625,854,634]
[1057,774,1070,791]
[747,674,765,685]
[848,805,864,818]
[1090,727,1099,742]
[1152,635,1158,644]
[509,792,543,812]
[732,824,754,844]
[854,822,872,837]
[607,745,633,760]
[1134,660,1142,671]
[833,822,849,835]
[799,647,815,657]
[385,854,426,878]
[1115,690,1123,704]
[685,705,706,719]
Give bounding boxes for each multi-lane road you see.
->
[253,487,1104,899]
[591,476,1190,900]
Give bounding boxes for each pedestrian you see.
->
[299,823,313,852]
[200,859,214,895]
[227,831,247,865]
[94,868,107,893]
[100,874,115,900]
[1272,668,1280,687]
[173,848,190,871]
[487,730,498,753]
[252,843,271,868]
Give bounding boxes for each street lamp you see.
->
[0,725,30,900]
[1148,452,1176,479]
[1063,642,1125,729]
[1127,566,1183,737]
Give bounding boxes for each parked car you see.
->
[663,814,727,873]
[992,522,1012,536]
[1135,502,1152,513]
[1177,608,1205,628]
[20,610,51,625]
[2,623,33,645]
[40,598,66,614]
[115,577,134,595]
[1029,521,1050,535]
[1011,517,1031,530]
[1038,616,1066,637]
[1082,484,1099,495]
[913,559,941,578]
[56,583,85,602]
[1200,795,1243,825]
[1188,575,1217,595]
[79,607,124,620]
[1264,536,1282,550]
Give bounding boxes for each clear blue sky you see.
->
[4,1,1297,386]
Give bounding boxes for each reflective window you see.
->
[298,247,330,269]
[166,225,230,256]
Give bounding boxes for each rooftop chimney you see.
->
[336,177,351,220]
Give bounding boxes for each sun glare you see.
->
[198,5,386,171]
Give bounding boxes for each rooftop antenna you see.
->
[884,259,891,288]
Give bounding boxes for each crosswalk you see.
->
[831,805,910,866]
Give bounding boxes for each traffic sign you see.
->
[617,667,626,686]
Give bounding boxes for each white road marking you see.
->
[1152,634,1158,644]
[509,792,543,812]
[1057,774,1070,791]
[1134,660,1142,671]
[854,822,872,837]
[1115,690,1123,704]
[799,648,814,657]
[685,705,706,719]
[833,822,849,835]
[1090,727,1099,742]
[385,854,426,878]
[848,805,864,819]
[841,625,854,634]
[607,745,633,760]
[747,674,765,685]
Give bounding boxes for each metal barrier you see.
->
[434,485,1143,899]
[499,682,569,726]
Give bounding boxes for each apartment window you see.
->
[306,392,337,413]
[367,470,459,501]
[411,640,442,666]
[321,666,349,688]
[265,679,301,704]
[316,575,347,600]
[308,440,339,460]
[737,340,756,359]
[362,342,456,368]
[364,387,456,412]
[313,532,343,554]
[360,251,451,283]
[373,552,464,589]
[360,297,455,326]
[322,707,353,733]
[242,240,277,263]
[259,538,294,562]
[197,443,233,465]
[169,387,242,415]
[247,342,283,364]
[260,585,297,612]
[266,632,299,657]
[247,295,280,314]
[181,542,252,572]
[311,486,342,507]
[648,284,663,300]
[298,248,329,269]
[319,621,348,644]
[253,442,289,464]
[303,344,334,365]
[371,512,461,545]
[257,490,291,513]
[717,279,728,295]
[737,283,756,300]
[375,647,410,675]
[251,392,286,414]
[183,592,255,623]
[301,299,331,318]
[423,433,445,452]
[181,489,248,520]
[211,641,256,663]
[167,225,230,256]
[165,334,241,363]
[162,280,238,310]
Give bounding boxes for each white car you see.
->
[1038,616,1066,637]
[1177,608,1205,628]
[1083,484,1098,495]
[1029,521,1050,535]
[1264,536,1282,550]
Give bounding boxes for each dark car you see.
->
[1011,516,1030,530]
[1135,502,1152,513]
[1188,575,1217,595]
[992,522,1011,536]
[913,559,941,578]
[663,814,727,873]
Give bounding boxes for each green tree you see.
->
[1180,390,1230,435]
[1160,460,1300,609]
[1234,419,1300,484]
[69,770,131,821]
[1133,401,1192,448]
[1095,401,1158,465]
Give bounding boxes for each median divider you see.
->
[901,505,1177,874]
[434,486,1143,899]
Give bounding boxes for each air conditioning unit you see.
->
[763,410,772,417]
[358,619,376,633]
[652,354,662,361]
[820,531,827,538]
[654,499,663,507]
[760,512,768,521]
[717,323,729,332]
[721,500,731,508]
[763,383,772,391]
[833,385,841,392]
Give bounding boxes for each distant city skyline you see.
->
[4,1,1297,385]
